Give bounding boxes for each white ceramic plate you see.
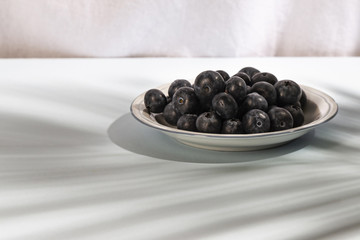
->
[130,84,338,151]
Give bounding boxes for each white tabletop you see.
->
[1,58,359,240]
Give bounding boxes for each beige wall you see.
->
[1,0,360,57]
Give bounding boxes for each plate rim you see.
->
[130,84,338,139]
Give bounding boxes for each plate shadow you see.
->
[107,113,314,163]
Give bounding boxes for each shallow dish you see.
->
[130,84,338,151]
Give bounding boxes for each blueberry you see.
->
[196,112,222,133]
[233,72,251,85]
[252,72,278,85]
[275,80,302,105]
[194,70,225,104]
[300,89,307,108]
[268,106,294,131]
[212,92,238,119]
[284,104,304,127]
[168,79,192,98]
[241,92,268,113]
[177,114,198,131]
[242,109,270,134]
[221,119,243,134]
[144,89,167,113]
[173,87,199,115]
[239,67,260,80]
[251,81,277,105]
[225,76,247,104]
[163,102,181,125]
[216,70,230,82]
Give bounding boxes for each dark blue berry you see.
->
[212,92,238,119]
[239,67,260,80]
[233,72,251,85]
[284,105,304,127]
[194,70,225,103]
[177,114,198,131]
[242,109,270,134]
[196,112,222,133]
[144,89,167,113]
[222,119,243,134]
[163,102,181,125]
[216,70,230,82]
[251,81,277,105]
[168,79,192,98]
[225,76,247,104]
[275,80,302,105]
[173,87,199,114]
[268,106,294,131]
[241,92,268,113]
[252,72,278,85]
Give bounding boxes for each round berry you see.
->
[268,107,294,131]
[242,109,270,134]
[233,72,251,85]
[284,104,304,127]
[194,70,225,102]
[225,76,247,104]
[252,72,278,85]
[196,112,222,133]
[212,92,238,119]
[144,89,167,113]
[242,92,268,113]
[177,114,198,131]
[168,79,192,98]
[275,80,302,105]
[222,119,243,134]
[216,70,230,82]
[239,67,260,80]
[251,81,277,105]
[173,87,199,114]
[163,102,181,125]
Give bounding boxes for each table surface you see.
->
[1,58,360,240]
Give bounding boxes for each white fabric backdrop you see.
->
[1,0,360,57]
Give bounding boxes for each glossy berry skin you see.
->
[216,70,230,82]
[268,106,294,131]
[300,89,307,108]
[212,92,238,119]
[251,81,277,105]
[194,70,225,101]
[275,80,302,105]
[177,114,198,131]
[163,102,181,125]
[173,87,199,115]
[144,89,167,113]
[233,72,251,86]
[242,92,268,113]
[252,72,278,85]
[242,109,270,134]
[221,119,243,134]
[225,76,247,104]
[284,104,304,127]
[196,112,222,133]
[168,79,192,98]
[239,67,260,80]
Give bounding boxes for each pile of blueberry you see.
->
[144,67,307,134]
